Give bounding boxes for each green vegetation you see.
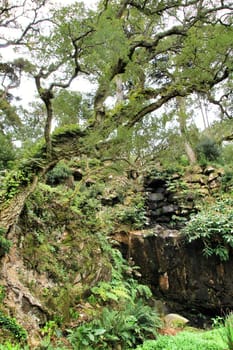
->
[68,302,160,349]
[67,246,161,349]
[0,133,16,170]
[0,312,27,344]
[0,312,27,342]
[0,227,11,257]
[223,312,233,350]
[182,197,233,261]
[0,0,233,348]
[2,169,31,200]
[0,344,29,350]
[137,313,233,350]
[196,137,221,164]
[136,329,226,350]
[46,161,72,185]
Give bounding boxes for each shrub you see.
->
[221,143,233,165]
[46,161,72,185]
[182,198,233,261]
[114,193,148,229]
[0,343,29,350]
[221,168,233,192]
[68,301,160,349]
[0,312,27,341]
[3,169,30,200]
[196,137,221,163]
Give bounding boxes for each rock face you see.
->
[145,166,224,227]
[115,228,233,317]
[114,166,233,318]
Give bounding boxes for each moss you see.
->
[18,182,113,323]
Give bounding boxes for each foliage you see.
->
[0,133,16,170]
[223,312,233,350]
[1,0,233,165]
[67,241,160,349]
[68,301,160,350]
[0,312,27,342]
[111,193,148,230]
[220,166,233,192]
[0,96,22,135]
[0,227,11,257]
[196,137,221,164]
[53,90,92,127]
[221,143,233,165]
[90,244,152,304]
[182,198,233,261]
[136,329,226,350]
[3,169,31,200]
[20,183,114,323]
[46,161,72,185]
[0,284,5,303]
[1,2,233,346]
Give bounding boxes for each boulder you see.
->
[164,313,189,327]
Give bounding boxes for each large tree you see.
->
[1,0,233,233]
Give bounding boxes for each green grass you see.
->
[135,328,227,350]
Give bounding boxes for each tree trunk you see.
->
[0,176,38,233]
[184,141,197,165]
[177,97,197,165]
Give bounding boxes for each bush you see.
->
[46,161,72,185]
[114,193,148,229]
[221,168,233,192]
[221,143,233,165]
[196,137,221,163]
[68,301,160,349]
[0,312,27,341]
[182,198,233,261]
[0,343,29,350]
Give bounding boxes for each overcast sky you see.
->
[1,0,98,106]
[54,0,98,8]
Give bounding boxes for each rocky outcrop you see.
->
[114,227,233,319]
[145,165,224,227]
[0,190,112,346]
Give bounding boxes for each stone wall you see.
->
[144,165,224,227]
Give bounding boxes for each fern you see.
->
[182,198,233,261]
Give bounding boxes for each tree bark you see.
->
[177,97,197,165]
[0,176,38,233]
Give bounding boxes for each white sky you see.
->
[1,0,98,105]
[53,0,97,8]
